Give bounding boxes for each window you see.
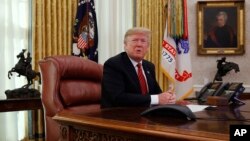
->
[0,0,32,140]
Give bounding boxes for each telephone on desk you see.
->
[188,82,245,105]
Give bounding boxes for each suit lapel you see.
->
[142,62,154,94]
[122,53,155,94]
[122,53,141,92]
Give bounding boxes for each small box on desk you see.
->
[206,96,228,106]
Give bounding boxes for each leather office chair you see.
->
[39,55,102,141]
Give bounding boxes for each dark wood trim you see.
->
[239,93,250,100]
[0,98,43,112]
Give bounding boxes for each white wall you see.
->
[187,0,250,92]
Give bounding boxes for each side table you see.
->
[0,97,43,112]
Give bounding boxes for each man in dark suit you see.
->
[101,27,176,108]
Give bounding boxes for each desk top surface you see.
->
[54,100,250,141]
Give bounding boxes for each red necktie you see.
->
[137,63,148,95]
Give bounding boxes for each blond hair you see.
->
[124,27,151,44]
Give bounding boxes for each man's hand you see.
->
[158,91,176,105]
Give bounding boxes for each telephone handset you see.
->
[197,82,245,105]
[197,82,226,104]
[216,82,245,105]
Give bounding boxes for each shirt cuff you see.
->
[150,95,159,105]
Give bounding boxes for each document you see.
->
[186,104,213,113]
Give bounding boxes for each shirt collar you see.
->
[128,57,143,68]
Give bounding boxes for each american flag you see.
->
[77,32,88,49]
[73,0,98,62]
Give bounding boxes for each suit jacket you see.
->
[101,52,162,108]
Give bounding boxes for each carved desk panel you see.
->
[54,101,250,141]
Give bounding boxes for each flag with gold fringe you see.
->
[161,0,193,100]
[73,0,98,62]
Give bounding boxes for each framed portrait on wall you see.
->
[197,0,245,55]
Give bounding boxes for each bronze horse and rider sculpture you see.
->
[213,57,240,82]
[6,49,41,98]
[8,49,40,88]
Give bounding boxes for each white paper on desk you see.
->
[186,105,211,113]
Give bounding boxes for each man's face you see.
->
[124,33,149,62]
[217,15,226,27]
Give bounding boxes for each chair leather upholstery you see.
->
[39,55,102,141]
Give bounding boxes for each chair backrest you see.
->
[39,55,102,141]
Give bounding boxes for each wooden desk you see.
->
[54,101,250,141]
[0,98,43,112]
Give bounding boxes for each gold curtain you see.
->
[32,0,78,71]
[136,0,168,91]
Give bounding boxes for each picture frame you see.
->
[197,0,245,55]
